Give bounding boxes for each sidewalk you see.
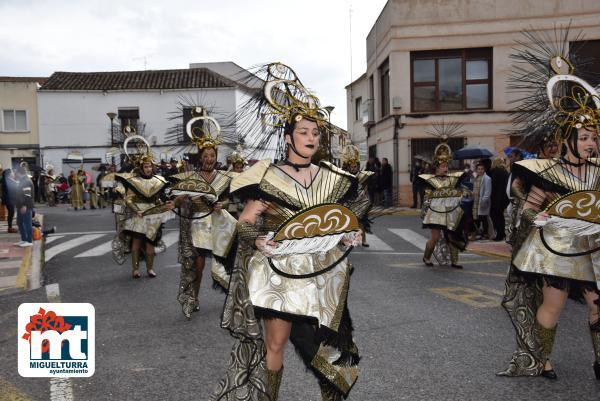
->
[0,211,44,294]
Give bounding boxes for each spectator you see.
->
[508,149,523,168]
[32,170,41,203]
[164,158,179,177]
[88,183,99,209]
[373,157,383,205]
[471,162,492,240]
[1,169,18,233]
[488,157,510,241]
[159,160,169,175]
[410,159,423,208]
[14,166,34,247]
[365,157,379,204]
[380,158,393,207]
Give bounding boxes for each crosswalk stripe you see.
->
[74,239,113,258]
[361,234,393,251]
[45,236,64,244]
[388,228,429,251]
[45,234,106,262]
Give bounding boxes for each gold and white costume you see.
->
[420,173,465,231]
[115,173,171,242]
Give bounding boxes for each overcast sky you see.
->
[0,0,388,128]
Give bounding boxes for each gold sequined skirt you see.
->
[513,226,600,286]
[247,248,350,331]
[190,210,237,257]
[123,203,172,241]
[423,197,463,231]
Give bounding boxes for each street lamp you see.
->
[106,112,117,145]
[323,106,335,160]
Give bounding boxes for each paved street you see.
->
[1,205,600,400]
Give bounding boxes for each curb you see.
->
[29,214,44,290]
[12,214,44,291]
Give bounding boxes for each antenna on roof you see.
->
[132,54,155,70]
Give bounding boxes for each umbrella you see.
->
[503,146,536,160]
[453,144,494,160]
[413,154,432,164]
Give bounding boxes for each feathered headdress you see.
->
[426,120,465,166]
[233,62,345,160]
[122,125,155,167]
[228,144,246,166]
[341,143,360,167]
[508,24,600,150]
[165,95,234,158]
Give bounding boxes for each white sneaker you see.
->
[14,241,25,246]
[18,242,33,247]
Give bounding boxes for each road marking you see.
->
[353,251,424,255]
[388,228,429,251]
[389,259,506,278]
[472,284,505,296]
[361,234,393,251]
[45,235,65,244]
[45,283,75,401]
[430,286,500,308]
[47,228,178,236]
[74,239,113,258]
[45,234,106,262]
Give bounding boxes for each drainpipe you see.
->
[392,115,401,205]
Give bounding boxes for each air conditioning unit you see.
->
[362,99,375,127]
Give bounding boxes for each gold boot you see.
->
[319,378,342,401]
[535,320,557,379]
[131,250,141,279]
[192,277,201,312]
[589,320,600,380]
[146,253,157,278]
[449,244,462,269]
[261,366,283,401]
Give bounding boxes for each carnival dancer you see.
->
[341,143,373,247]
[212,63,368,401]
[419,122,468,269]
[42,166,57,207]
[168,107,238,319]
[112,132,172,279]
[499,29,600,380]
[226,145,247,219]
[68,170,84,210]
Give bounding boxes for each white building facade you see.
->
[38,67,257,178]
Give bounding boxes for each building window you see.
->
[118,108,140,134]
[2,109,28,132]
[411,48,492,112]
[410,137,465,170]
[379,59,390,117]
[355,97,362,121]
[570,39,600,87]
